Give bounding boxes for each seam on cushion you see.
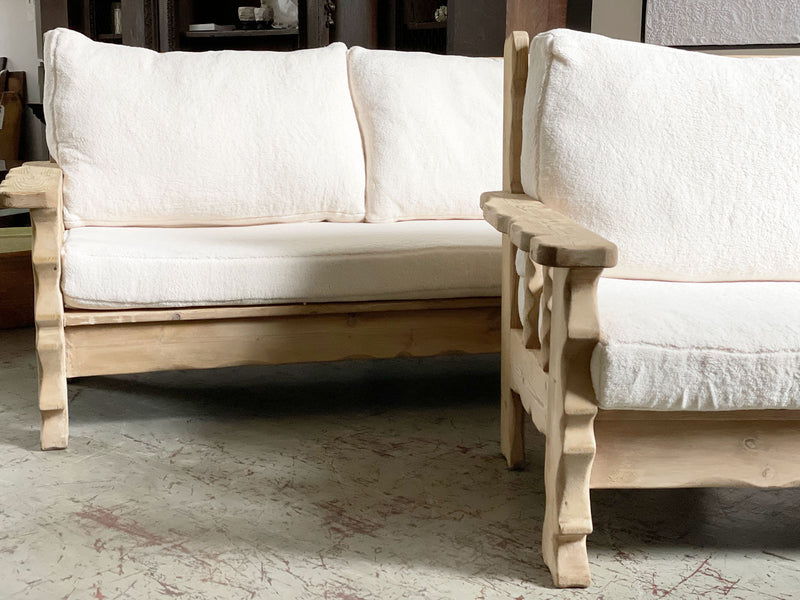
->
[63,210,367,228]
[67,245,499,260]
[63,286,501,308]
[345,48,370,215]
[44,29,62,164]
[365,214,484,223]
[596,341,800,356]
[535,33,556,203]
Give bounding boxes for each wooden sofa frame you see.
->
[483,31,800,588]
[0,162,500,451]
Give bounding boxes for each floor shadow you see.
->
[68,353,501,422]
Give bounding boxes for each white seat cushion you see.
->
[347,47,503,223]
[44,29,366,228]
[522,29,800,281]
[592,278,800,411]
[62,221,501,309]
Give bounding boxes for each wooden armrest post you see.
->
[499,31,531,470]
[487,35,614,582]
[1,162,68,449]
[542,266,602,588]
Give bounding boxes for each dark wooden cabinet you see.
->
[446,0,505,57]
[505,0,591,40]
[41,0,528,56]
[333,1,506,57]
[159,0,333,52]
[40,0,333,52]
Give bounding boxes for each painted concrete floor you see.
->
[1,327,800,599]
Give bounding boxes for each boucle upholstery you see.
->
[347,47,503,222]
[522,29,800,281]
[44,28,366,228]
[592,278,800,411]
[62,220,501,309]
[513,250,800,410]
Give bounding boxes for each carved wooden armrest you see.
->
[481,191,618,269]
[0,162,63,209]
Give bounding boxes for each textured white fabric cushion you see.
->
[43,28,366,228]
[62,221,501,309]
[522,29,800,281]
[347,47,503,223]
[592,278,800,411]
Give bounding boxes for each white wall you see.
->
[0,0,48,160]
[591,0,642,42]
[0,0,41,101]
[591,0,800,55]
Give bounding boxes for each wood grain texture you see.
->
[503,31,529,193]
[542,267,602,588]
[481,192,618,268]
[521,252,543,350]
[592,419,800,489]
[506,0,567,39]
[0,162,63,210]
[508,328,547,433]
[63,297,500,326]
[65,306,500,378]
[538,265,552,372]
[500,235,526,468]
[26,165,68,450]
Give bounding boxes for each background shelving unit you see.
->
[39,0,511,55]
[41,0,332,52]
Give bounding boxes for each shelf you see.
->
[184,28,300,38]
[405,21,447,30]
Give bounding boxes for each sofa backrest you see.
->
[348,47,503,222]
[522,29,800,281]
[44,28,366,228]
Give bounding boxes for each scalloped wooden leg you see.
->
[543,529,592,588]
[501,384,526,469]
[542,401,593,588]
[542,267,601,588]
[542,459,592,588]
[500,234,526,469]
[41,407,68,450]
[36,325,68,450]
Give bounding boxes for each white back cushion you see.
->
[522,29,800,281]
[348,47,503,223]
[44,28,366,228]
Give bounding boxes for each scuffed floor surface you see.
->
[2,328,800,599]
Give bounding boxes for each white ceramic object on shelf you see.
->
[262,0,298,29]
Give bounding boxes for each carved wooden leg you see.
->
[41,408,69,450]
[542,419,594,588]
[500,234,526,468]
[542,267,601,588]
[36,325,68,450]
[0,164,67,449]
[501,374,526,469]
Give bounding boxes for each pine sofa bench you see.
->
[485,29,800,588]
[0,29,505,450]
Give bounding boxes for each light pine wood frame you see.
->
[484,32,800,588]
[1,163,500,451]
